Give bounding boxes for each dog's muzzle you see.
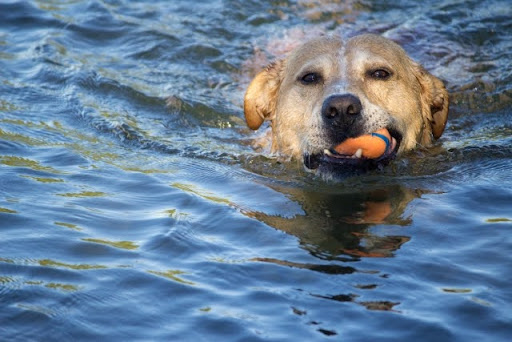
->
[303,127,402,174]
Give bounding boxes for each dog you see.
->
[244,34,449,176]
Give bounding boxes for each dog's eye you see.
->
[369,69,392,80]
[300,72,322,85]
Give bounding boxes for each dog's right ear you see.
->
[413,63,450,143]
[244,60,285,130]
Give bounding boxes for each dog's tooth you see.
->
[324,149,333,157]
[354,148,363,158]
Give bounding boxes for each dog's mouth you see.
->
[303,128,402,171]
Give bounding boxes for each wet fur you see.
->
[244,34,449,171]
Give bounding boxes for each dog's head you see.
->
[244,34,449,175]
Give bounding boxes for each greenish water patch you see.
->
[56,191,107,198]
[54,222,81,231]
[172,182,231,206]
[148,270,195,286]
[39,259,107,270]
[486,218,512,223]
[0,276,15,284]
[0,129,46,147]
[0,258,15,264]
[45,282,80,292]
[0,156,63,174]
[0,207,18,214]
[23,279,79,292]
[22,175,65,183]
[0,99,20,112]
[82,238,139,250]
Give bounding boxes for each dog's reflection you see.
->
[250,184,423,258]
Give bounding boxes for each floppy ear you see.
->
[244,60,285,130]
[414,64,450,143]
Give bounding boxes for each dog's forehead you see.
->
[286,34,408,73]
[345,34,409,63]
[286,37,342,68]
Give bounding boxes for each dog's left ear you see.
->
[414,64,450,143]
[244,60,285,130]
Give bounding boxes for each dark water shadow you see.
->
[249,183,423,260]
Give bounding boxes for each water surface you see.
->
[1,0,511,341]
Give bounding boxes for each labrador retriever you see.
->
[244,34,449,176]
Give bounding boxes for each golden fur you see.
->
[244,34,449,173]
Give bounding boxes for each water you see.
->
[1,0,511,341]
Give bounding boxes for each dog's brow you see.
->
[294,52,335,75]
[352,50,383,64]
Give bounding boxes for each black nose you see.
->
[321,94,362,120]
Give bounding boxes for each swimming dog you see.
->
[244,34,449,175]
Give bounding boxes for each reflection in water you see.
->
[250,184,420,259]
[249,184,420,315]
[252,257,357,275]
[313,292,400,312]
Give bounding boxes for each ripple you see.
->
[0,1,64,31]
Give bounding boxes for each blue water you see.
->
[1,0,511,341]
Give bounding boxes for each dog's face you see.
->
[244,34,449,175]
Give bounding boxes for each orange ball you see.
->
[333,128,391,159]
